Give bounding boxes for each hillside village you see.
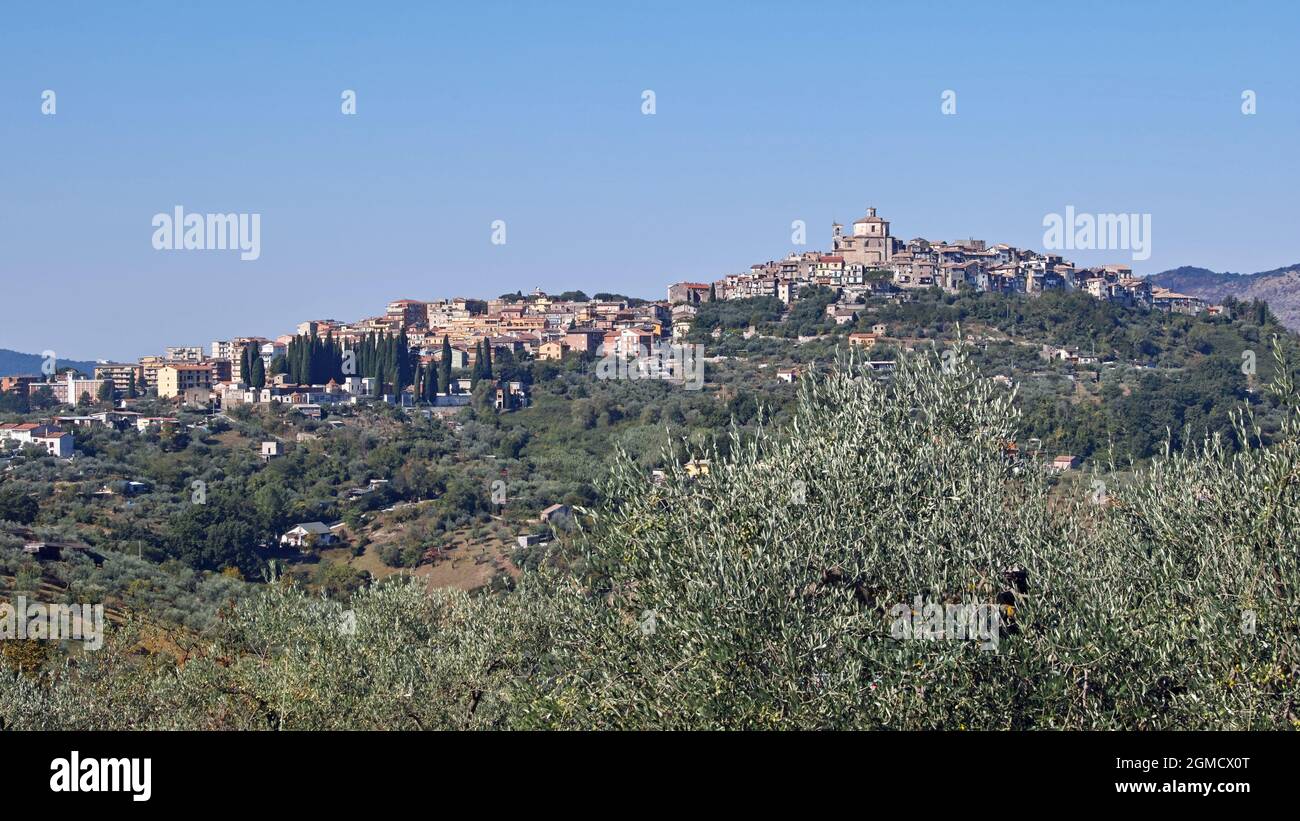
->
[0,205,1258,571]
[5,207,1219,432]
[670,206,1214,319]
[0,207,1249,496]
[1,202,1295,740]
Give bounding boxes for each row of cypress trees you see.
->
[411,336,502,401]
[239,330,502,398]
[265,330,416,394]
[236,330,510,399]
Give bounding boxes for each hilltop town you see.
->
[672,206,1212,314]
[2,207,1221,446]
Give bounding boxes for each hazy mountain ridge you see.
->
[0,349,100,378]
[1148,263,1300,330]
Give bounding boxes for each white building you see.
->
[33,430,74,457]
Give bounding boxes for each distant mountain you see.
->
[1147,263,1300,331]
[0,349,100,378]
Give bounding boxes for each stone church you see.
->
[831,207,896,267]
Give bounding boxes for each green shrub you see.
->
[4,347,1296,730]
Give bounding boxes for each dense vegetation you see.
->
[4,347,1297,730]
[0,351,766,620]
[693,287,1294,462]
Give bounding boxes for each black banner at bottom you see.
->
[2,731,1283,808]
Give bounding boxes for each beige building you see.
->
[157,364,214,399]
[832,207,894,267]
[139,356,168,391]
[93,362,144,394]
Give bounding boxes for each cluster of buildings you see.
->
[0,410,210,461]
[0,205,1226,468]
[668,207,1215,318]
[0,293,676,422]
[0,422,73,457]
[373,295,671,363]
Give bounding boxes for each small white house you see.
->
[280,522,338,549]
[33,430,74,458]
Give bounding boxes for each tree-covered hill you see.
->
[5,348,1297,730]
[1149,264,1300,331]
[0,348,99,377]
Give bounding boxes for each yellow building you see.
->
[157,364,214,399]
[537,341,568,361]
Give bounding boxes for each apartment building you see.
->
[157,363,215,399]
[26,372,110,404]
[164,346,206,362]
[93,362,144,394]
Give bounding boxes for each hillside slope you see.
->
[0,349,100,377]
[1148,264,1300,330]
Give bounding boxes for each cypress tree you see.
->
[294,336,306,383]
[381,333,395,393]
[397,330,412,390]
[439,335,453,395]
[307,328,319,384]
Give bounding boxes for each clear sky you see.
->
[2,0,1298,361]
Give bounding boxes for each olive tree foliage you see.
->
[3,346,1297,729]
[519,349,1030,728]
[523,344,1298,729]
[1,581,551,730]
[1085,344,1300,729]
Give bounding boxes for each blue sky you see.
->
[2,0,1298,360]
